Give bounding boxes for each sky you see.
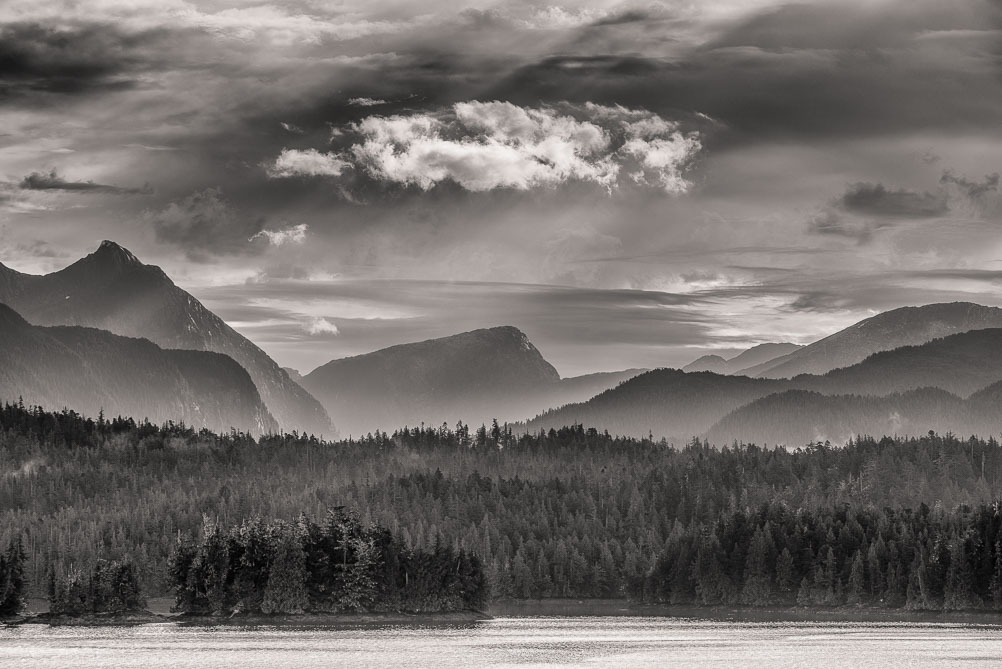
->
[1,0,1001,377]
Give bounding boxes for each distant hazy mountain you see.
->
[526,369,785,440]
[301,326,643,435]
[682,355,730,374]
[0,241,331,436]
[744,302,1002,378]
[0,303,276,433]
[705,388,972,446]
[530,326,1002,440]
[708,378,1002,447]
[683,343,802,375]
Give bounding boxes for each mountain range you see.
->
[683,342,803,375]
[3,240,1002,446]
[0,241,331,436]
[0,303,276,433]
[529,320,1002,444]
[742,302,1002,378]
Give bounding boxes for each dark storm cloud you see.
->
[806,208,891,244]
[839,182,948,219]
[481,2,1002,142]
[145,188,269,260]
[0,22,160,98]
[940,170,1000,201]
[20,169,152,195]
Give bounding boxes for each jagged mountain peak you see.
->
[1,242,333,436]
[75,240,147,274]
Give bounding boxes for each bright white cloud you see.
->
[267,149,349,178]
[281,101,700,193]
[518,6,605,30]
[250,223,309,246]
[305,317,340,335]
[348,97,388,107]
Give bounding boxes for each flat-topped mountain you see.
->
[0,303,276,433]
[301,326,642,436]
[0,241,331,436]
[744,302,1002,378]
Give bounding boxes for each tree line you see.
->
[3,400,1002,611]
[639,502,1002,611]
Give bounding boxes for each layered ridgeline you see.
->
[530,324,1002,444]
[0,303,277,433]
[742,302,1002,378]
[705,384,1002,447]
[683,342,802,375]
[301,326,642,436]
[0,241,330,436]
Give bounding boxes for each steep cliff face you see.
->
[0,303,277,434]
[0,241,331,436]
[302,326,568,435]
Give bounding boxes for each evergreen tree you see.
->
[943,536,979,610]
[846,551,866,605]
[740,528,774,606]
[0,538,25,617]
[261,527,309,614]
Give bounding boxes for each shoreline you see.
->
[7,599,1002,627]
[490,598,1002,625]
[5,609,492,627]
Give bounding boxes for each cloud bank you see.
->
[268,101,701,193]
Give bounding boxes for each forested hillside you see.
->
[2,401,1000,607]
[530,327,1002,441]
[704,387,1001,446]
[749,302,1002,378]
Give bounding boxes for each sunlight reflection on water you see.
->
[2,617,1002,668]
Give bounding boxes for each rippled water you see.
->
[3,617,1002,668]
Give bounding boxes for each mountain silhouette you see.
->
[741,302,1002,378]
[682,342,802,375]
[530,323,1002,440]
[301,326,642,436]
[0,303,276,433]
[0,241,331,436]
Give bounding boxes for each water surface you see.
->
[3,617,1002,668]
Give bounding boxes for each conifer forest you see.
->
[4,400,1002,615]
